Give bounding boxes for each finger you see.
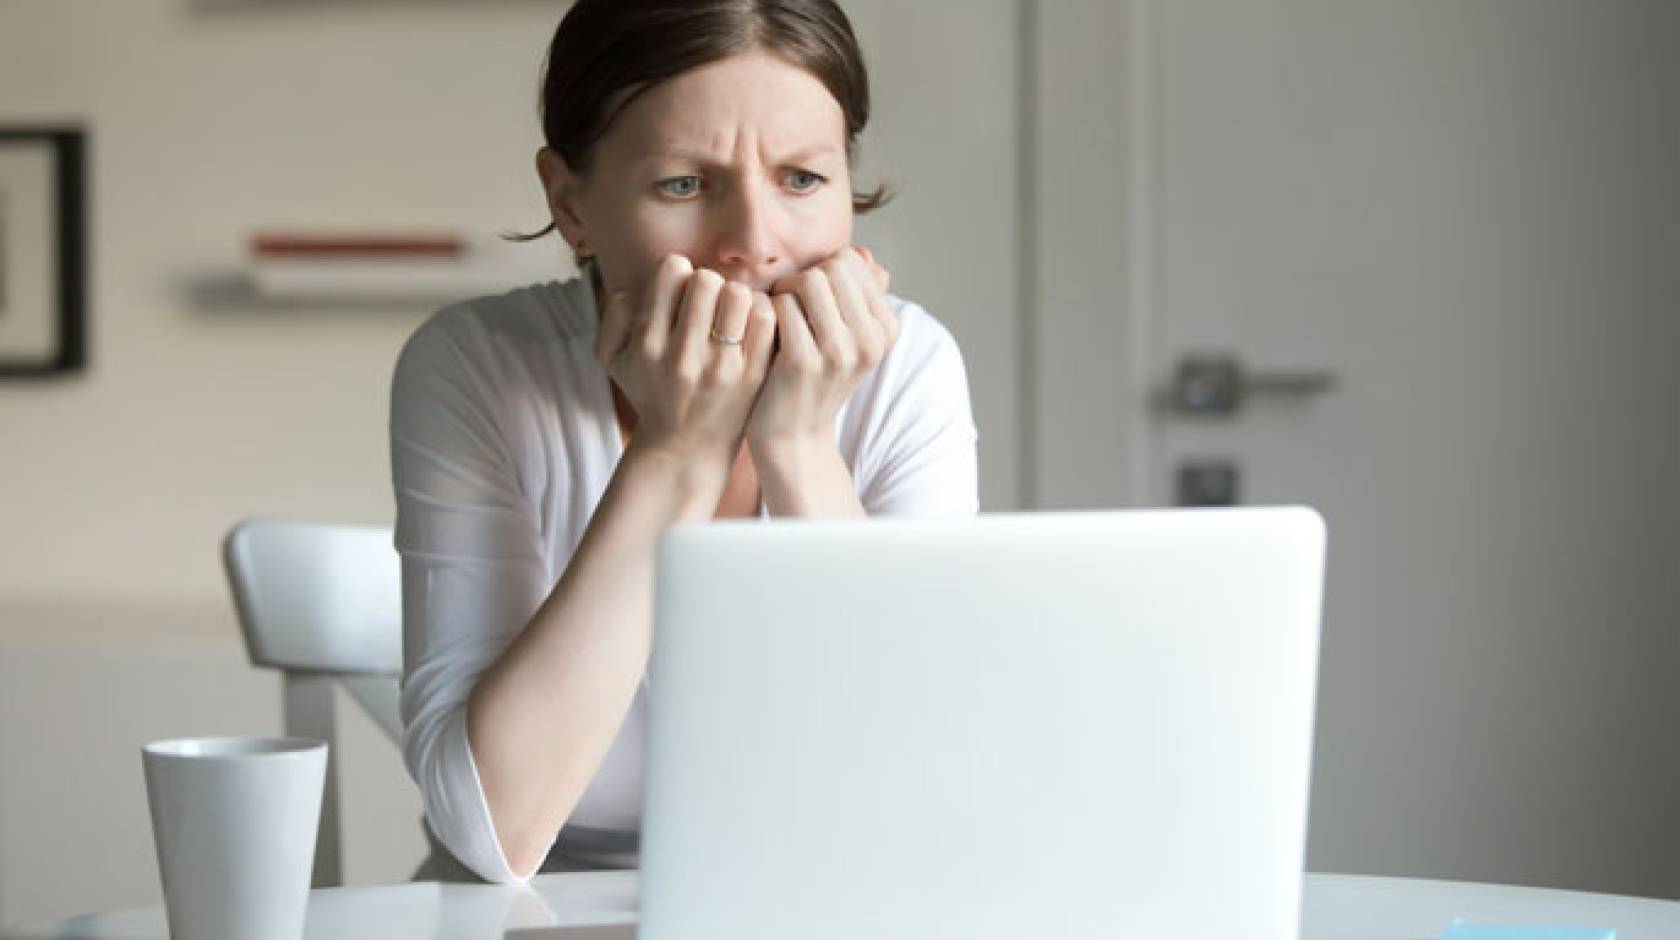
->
[869,285,900,349]
[828,249,874,332]
[847,248,897,346]
[594,289,632,367]
[841,249,894,353]
[743,292,777,381]
[825,253,881,362]
[786,268,847,356]
[772,291,817,363]
[640,254,694,351]
[674,267,726,372]
[856,245,890,292]
[712,281,753,351]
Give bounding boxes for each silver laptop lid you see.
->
[640,507,1325,940]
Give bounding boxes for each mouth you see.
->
[713,268,787,295]
[720,274,778,294]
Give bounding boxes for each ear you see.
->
[535,147,590,253]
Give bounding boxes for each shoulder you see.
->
[397,279,588,365]
[875,295,970,395]
[888,295,961,357]
[392,278,593,390]
[389,280,600,483]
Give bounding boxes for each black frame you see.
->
[0,126,87,376]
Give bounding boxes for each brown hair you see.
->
[509,0,892,249]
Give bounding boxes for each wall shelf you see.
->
[182,270,549,311]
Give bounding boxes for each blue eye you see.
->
[786,170,826,193]
[657,176,701,198]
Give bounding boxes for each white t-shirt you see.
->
[390,274,978,884]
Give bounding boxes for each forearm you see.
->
[465,441,727,876]
[751,435,865,519]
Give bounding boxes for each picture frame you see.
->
[0,126,86,376]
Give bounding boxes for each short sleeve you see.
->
[854,301,980,518]
[389,307,550,884]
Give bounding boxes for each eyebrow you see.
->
[645,144,843,166]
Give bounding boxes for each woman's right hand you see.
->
[594,253,777,469]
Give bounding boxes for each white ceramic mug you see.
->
[142,736,327,940]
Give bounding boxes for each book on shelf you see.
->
[243,230,557,301]
[250,231,467,260]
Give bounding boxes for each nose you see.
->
[713,181,781,284]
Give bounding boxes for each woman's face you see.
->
[539,49,855,300]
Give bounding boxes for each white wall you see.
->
[0,4,562,922]
[0,1,561,604]
[1031,0,1146,509]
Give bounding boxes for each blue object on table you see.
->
[1440,920,1615,940]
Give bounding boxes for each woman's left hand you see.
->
[745,246,897,449]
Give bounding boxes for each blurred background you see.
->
[1,0,1677,926]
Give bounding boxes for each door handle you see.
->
[1167,354,1336,416]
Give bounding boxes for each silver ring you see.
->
[709,328,743,346]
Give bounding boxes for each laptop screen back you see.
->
[639,507,1325,940]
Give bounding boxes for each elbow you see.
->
[421,810,536,886]
[497,825,552,883]
[476,753,581,880]
[408,704,545,885]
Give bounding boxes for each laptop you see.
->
[624,507,1327,940]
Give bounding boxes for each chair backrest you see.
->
[222,519,406,888]
[222,519,402,674]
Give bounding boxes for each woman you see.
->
[392,0,978,885]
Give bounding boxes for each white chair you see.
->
[222,519,404,888]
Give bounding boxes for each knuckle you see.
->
[707,357,741,384]
[673,359,703,387]
[695,268,725,291]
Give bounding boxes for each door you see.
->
[1042,0,1680,897]
[1148,0,1680,896]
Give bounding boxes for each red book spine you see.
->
[250,232,466,259]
